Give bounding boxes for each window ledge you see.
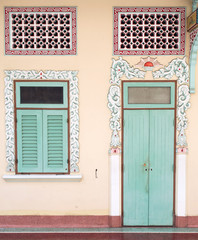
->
[3,174,82,182]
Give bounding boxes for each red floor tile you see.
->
[0,233,198,240]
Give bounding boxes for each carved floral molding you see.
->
[108,57,190,149]
[4,70,79,172]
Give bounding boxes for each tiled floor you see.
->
[1,232,198,240]
[1,228,198,240]
[1,227,198,233]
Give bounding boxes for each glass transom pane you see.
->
[20,87,63,104]
[128,87,171,104]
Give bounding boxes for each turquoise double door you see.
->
[123,109,175,226]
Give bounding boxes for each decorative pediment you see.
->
[108,57,190,149]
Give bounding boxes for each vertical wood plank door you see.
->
[149,110,174,226]
[123,110,149,226]
[123,110,174,226]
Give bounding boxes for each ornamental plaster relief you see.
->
[108,58,145,147]
[4,70,79,173]
[108,57,190,150]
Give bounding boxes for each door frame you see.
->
[121,80,177,227]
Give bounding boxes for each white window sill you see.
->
[3,174,82,182]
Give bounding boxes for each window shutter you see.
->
[17,110,43,173]
[43,110,68,173]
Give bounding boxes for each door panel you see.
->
[123,110,149,226]
[149,110,174,225]
[123,110,174,226]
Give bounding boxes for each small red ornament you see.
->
[144,61,154,67]
[144,61,154,71]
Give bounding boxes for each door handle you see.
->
[145,168,152,171]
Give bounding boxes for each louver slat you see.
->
[17,110,43,173]
[43,110,68,173]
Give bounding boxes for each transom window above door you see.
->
[122,81,176,109]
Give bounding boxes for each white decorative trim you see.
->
[110,154,120,216]
[177,85,191,146]
[153,58,190,147]
[4,70,79,173]
[4,72,15,172]
[110,57,145,85]
[107,86,121,147]
[108,57,190,148]
[153,57,189,85]
[175,153,186,216]
[3,174,82,182]
[108,57,145,147]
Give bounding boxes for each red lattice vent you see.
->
[5,7,77,55]
[114,8,185,55]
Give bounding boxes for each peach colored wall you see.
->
[0,0,196,216]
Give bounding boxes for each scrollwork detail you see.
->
[107,85,121,147]
[153,57,190,147]
[177,85,191,146]
[4,70,79,173]
[111,57,145,85]
[153,57,189,85]
[108,57,191,149]
[108,57,145,148]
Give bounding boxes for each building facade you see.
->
[0,0,197,228]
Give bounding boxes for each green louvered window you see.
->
[15,81,69,174]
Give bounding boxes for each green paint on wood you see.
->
[43,110,68,173]
[17,110,68,173]
[123,110,174,226]
[149,110,174,226]
[17,110,43,173]
[123,110,149,226]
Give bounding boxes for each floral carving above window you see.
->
[114,7,185,55]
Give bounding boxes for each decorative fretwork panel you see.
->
[114,8,185,55]
[5,7,77,55]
